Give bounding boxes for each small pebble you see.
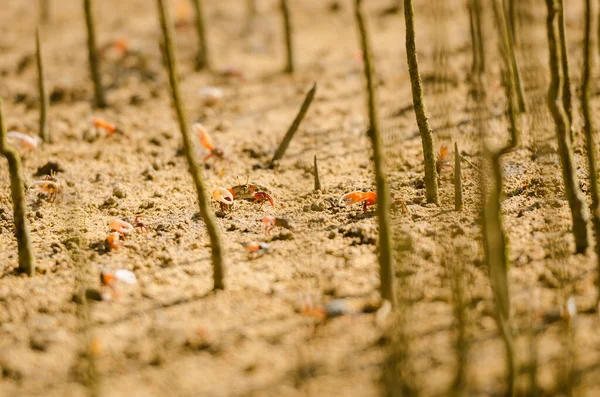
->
[113,186,127,199]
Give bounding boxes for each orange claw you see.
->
[92,117,120,136]
[110,219,134,238]
[339,191,377,212]
[106,232,121,250]
[436,145,451,175]
[193,123,224,163]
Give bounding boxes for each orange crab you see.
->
[92,117,123,137]
[243,241,270,258]
[339,191,376,212]
[100,269,137,299]
[193,123,224,163]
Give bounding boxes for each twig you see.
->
[39,0,50,24]
[36,27,49,143]
[156,0,226,290]
[192,0,209,70]
[270,83,317,166]
[580,0,600,307]
[454,142,463,211]
[313,155,321,191]
[557,0,573,130]
[545,0,589,253]
[84,0,107,108]
[460,154,482,174]
[404,0,439,204]
[0,97,36,276]
[355,0,396,307]
[281,0,294,73]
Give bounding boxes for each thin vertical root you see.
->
[84,0,107,108]
[270,83,317,166]
[0,97,36,276]
[404,0,439,204]
[36,27,49,143]
[355,0,396,307]
[156,0,226,290]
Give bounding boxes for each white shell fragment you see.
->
[114,269,137,285]
[198,86,223,106]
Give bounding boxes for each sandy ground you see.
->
[1,0,600,396]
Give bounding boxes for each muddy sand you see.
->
[1,0,600,396]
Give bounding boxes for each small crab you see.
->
[262,215,294,236]
[100,269,137,299]
[110,219,134,238]
[243,241,270,257]
[436,145,451,176]
[227,176,274,208]
[92,117,124,137]
[30,173,64,203]
[193,123,224,163]
[133,215,148,233]
[7,131,40,151]
[339,191,376,212]
[298,295,352,321]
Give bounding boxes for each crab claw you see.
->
[252,192,274,207]
[339,191,377,211]
[339,191,375,205]
[212,187,234,205]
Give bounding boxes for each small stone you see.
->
[451,225,465,237]
[30,334,50,351]
[324,299,351,318]
[328,231,336,239]
[113,186,127,199]
[102,196,118,208]
[311,200,326,212]
[272,231,294,241]
[142,166,156,181]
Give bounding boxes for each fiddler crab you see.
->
[212,177,274,212]
[262,216,294,236]
[106,216,147,250]
[92,117,125,137]
[193,123,224,163]
[339,191,376,212]
[100,269,137,300]
[30,173,64,203]
[339,191,408,214]
[243,241,270,257]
